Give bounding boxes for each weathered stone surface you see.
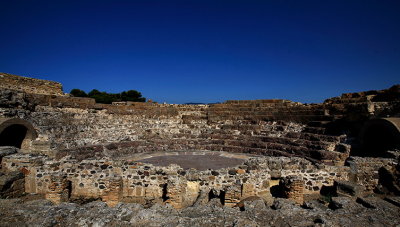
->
[329,196,357,210]
[271,198,297,210]
[0,146,17,166]
[280,175,305,204]
[0,171,24,198]
[0,146,18,158]
[0,196,393,227]
[45,174,70,204]
[0,151,355,209]
[0,73,65,96]
[384,196,400,207]
[0,185,399,226]
[335,180,366,197]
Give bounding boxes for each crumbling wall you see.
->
[346,156,397,191]
[2,152,350,208]
[0,96,351,163]
[0,73,64,96]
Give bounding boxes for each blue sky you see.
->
[1,0,399,104]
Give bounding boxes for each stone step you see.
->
[144,138,336,160]
[167,133,337,150]
[303,126,326,134]
[307,121,332,127]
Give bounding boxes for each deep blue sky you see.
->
[1,1,399,104]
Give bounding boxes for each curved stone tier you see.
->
[0,74,399,209]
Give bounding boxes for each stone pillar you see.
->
[182,181,200,207]
[224,185,241,207]
[165,182,186,209]
[45,174,70,204]
[280,176,304,205]
[102,177,122,207]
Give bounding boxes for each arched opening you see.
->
[357,118,400,157]
[0,118,37,150]
[208,189,225,205]
[0,124,28,148]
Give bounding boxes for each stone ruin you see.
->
[0,72,399,223]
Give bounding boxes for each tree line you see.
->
[70,88,146,104]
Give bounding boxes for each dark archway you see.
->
[0,118,37,150]
[358,118,400,157]
[0,124,28,148]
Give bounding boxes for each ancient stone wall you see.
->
[1,152,350,208]
[0,88,352,163]
[1,74,400,208]
[346,156,397,191]
[0,73,65,96]
[324,84,400,119]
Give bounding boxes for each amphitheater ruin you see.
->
[0,73,399,225]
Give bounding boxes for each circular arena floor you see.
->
[137,153,246,171]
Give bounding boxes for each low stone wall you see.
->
[1,152,350,208]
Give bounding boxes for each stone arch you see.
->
[0,117,37,150]
[359,118,400,156]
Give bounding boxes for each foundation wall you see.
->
[2,153,350,208]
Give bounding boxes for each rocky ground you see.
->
[0,194,399,227]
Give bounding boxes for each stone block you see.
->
[236,169,246,174]
[355,197,377,209]
[384,196,400,208]
[334,180,365,197]
[101,177,123,207]
[329,196,359,210]
[241,183,256,198]
[0,146,18,161]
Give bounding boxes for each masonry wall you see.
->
[346,156,397,191]
[1,153,350,208]
[0,73,65,96]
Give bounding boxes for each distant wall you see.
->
[0,73,64,96]
[0,73,399,161]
